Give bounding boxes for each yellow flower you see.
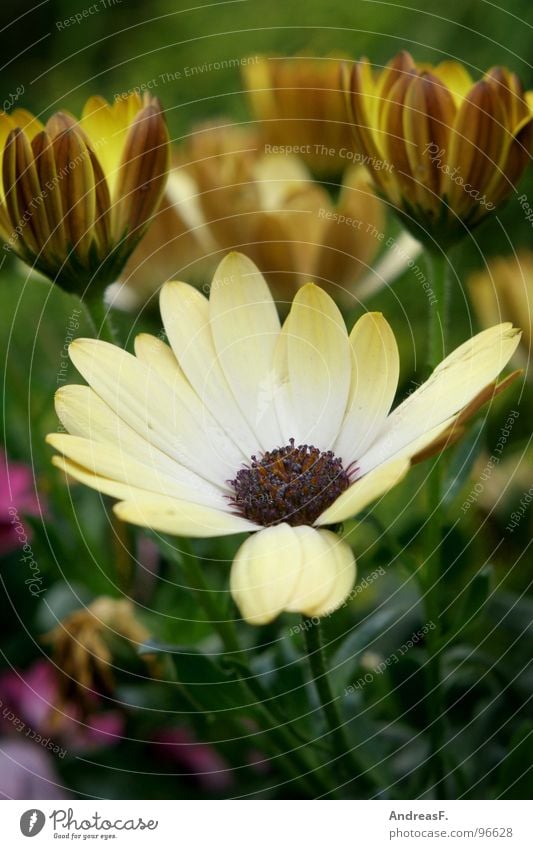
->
[115,121,385,307]
[242,55,355,176]
[44,597,155,712]
[468,250,533,369]
[47,252,519,625]
[343,51,533,247]
[0,94,169,292]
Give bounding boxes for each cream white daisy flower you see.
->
[47,252,520,624]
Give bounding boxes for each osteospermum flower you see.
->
[115,121,385,308]
[47,253,520,624]
[0,94,169,292]
[243,55,355,176]
[343,51,533,247]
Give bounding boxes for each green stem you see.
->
[174,537,329,797]
[425,250,450,373]
[303,619,367,792]
[177,537,241,655]
[423,249,451,798]
[83,292,118,345]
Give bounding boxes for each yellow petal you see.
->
[160,279,259,457]
[8,108,44,140]
[316,458,410,525]
[47,432,225,508]
[53,383,225,506]
[230,524,356,624]
[284,527,356,617]
[209,252,283,448]
[280,282,351,448]
[358,323,520,473]
[334,312,399,465]
[431,61,473,105]
[68,337,246,487]
[230,525,303,624]
[114,495,258,538]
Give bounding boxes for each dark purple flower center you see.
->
[228,438,351,527]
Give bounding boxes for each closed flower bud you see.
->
[0,94,169,293]
[343,52,533,248]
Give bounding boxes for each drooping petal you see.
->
[113,495,258,538]
[230,525,303,624]
[230,524,356,624]
[284,527,356,617]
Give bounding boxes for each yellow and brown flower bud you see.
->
[343,52,533,248]
[0,94,169,293]
[116,121,386,308]
[242,55,355,177]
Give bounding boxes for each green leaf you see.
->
[498,722,533,799]
[489,592,533,636]
[448,564,494,637]
[328,608,403,691]
[139,640,251,714]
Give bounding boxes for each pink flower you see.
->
[0,449,40,555]
[152,727,233,791]
[0,739,66,799]
[0,660,124,752]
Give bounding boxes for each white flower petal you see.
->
[47,432,226,509]
[114,495,258,538]
[68,338,242,487]
[134,332,185,386]
[50,455,180,505]
[358,323,520,472]
[160,280,259,457]
[334,312,399,465]
[230,525,303,625]
[277,283,351,447]
[284,527,356,617]
[359,414,458,474]
[230,524,356,624]
[209,252,283,448]
[316,458,410,525]
[53,384,225,506]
